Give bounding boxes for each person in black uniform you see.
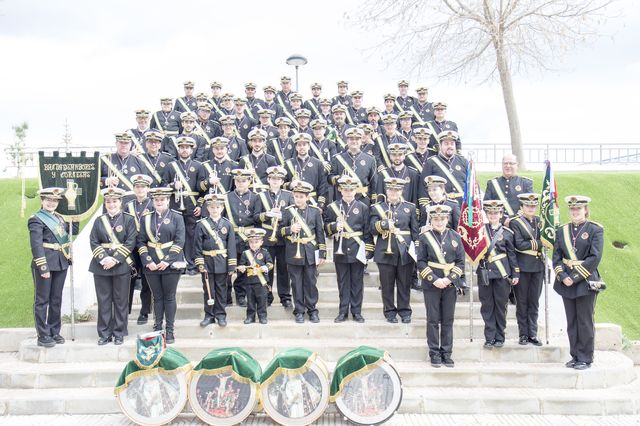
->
[268,117,296,166]
[374,143,419,205]
[305,82,323,118]
[28,187,78,347]
[262,85,285,121]
[237,228,273,324]
[150,97,181,135]
[358,123,376,157]
[101,133,143,207]
[310,119,337,175]
[417,204,466,368]
[284,133,329,209]
[138,187,186,344]
[89,187,137,345]
[331,80,352,109]
[127,109,151,153]
[483,154,533,222]
[254,108,279,140]
[138,130,173,188]
[163,136,206,275]
[224,169,259,307]
[201,137,240,197]
[331,104,355,152]
[218,115,250,162]
[254,166,294,307]
[425,102,462,154]
[234,98,258,141]
[349,91,368,124]
[419,131,468,208]
[553,195,604,370]
[370,177,419,324]
[509,193,545,346]
[418,176,461,231]
[477,200,520,348]
[194,193,237,328]
[404,128,433,174]
[373,114,410,171]
[125,174,154,325]
[395,80,418,113]
[280,180,327,323]
[295,108,313,137]
[174,80,197,113]
[412,87,435,126]
[398,111,415,145]
[239,128,278,192]
[324,175,374,323]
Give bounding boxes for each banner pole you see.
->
[469,263,474,342]
[68,218,76,341]
[544,248,550,345]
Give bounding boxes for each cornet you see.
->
[334,204,345,255]
[209,168,219,194]
[268,200,286,242]
[292,216,303,259]
[174,176,186,211]
[385,208,395,255]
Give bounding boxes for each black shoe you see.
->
[519,335,528,345]
[493,340,504,348]
[484,340,495,349]
[401,317,411,324]
[137,314,148,325]
[442,355,455,367]
[52,334,65,344]
[98,336,112,346]
[165,332,175,344]
[565,359,577,368]
[217,318,227,327]
[528,337,543,346]
[282,300,293,308]
[334,314,347,323]
[37,336,56,348]
[114,336,124,346]
[309,313,320,323]
[238,297,247,307]
[430,354,442,368]
[509,293,517,305]
[353,314,365,323]
[244,317,255,324]
[295,313,304,323]
[386,317,398,324]
[574,362,591,370]
[200,316,215,327]
[259,317,268,324]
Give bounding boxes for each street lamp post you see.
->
[286,54,308,92]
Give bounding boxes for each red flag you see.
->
[457,160,488,265]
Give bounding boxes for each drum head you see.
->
[116,370,188,426]
[335,361,402,425]
[189,371,258,426]
[260,361,330,426]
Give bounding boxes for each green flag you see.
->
[540,160,559,249]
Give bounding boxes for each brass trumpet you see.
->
[268,200,286,242]
[292,216,303,259]
[209,168,219,194]
[334,204,345,255]
[174,176,186,211]
[385,208,395,255]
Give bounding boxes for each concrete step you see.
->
[1,351,634,390]
[122,301,516,321]
[18,337,570,364]
[1,375,639,415]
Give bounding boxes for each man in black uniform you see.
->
[370,177,419,324]
[127,109,151,153]
[101,133,142,207]
[89,187,137,345]
[419,176,461,231]
[194,193,237,328]
[417,204,466,367]
[208,81,223,114]
[174,80,197,113]
[244,82,262,117]
[553,195,604,370]
[331,80,352,109]
[395,80,418,113]
[509,193,545,346]
[223,169,259,307]
[295,108,313,137]
[398,111,415,146]
[280,180,327,323]
[412,87,435,125]
[289,93,304,119]
[233,98,258,141]
[162,111,207,160]
[284,133,329,209]
[195,103,222,150]
[484,154,533,222]
[404,127,433,173]
[325,175,374,323]
[318,98,335,127]
[240,128,278,192]
[304,82,323,119]
[218,115,250,162]
[268,117,296,165]
[331,104,354,152]
[125,174,154,325]
[349,91,368,124]
[138,130,172,187]
[426,102,462,154]
[358,123,376,157]
[375,143,419,206]
[28,187,78,347]
[263,85,285,120]
[309,118,336,175]
[374,114,409,171]
[382,93,397,117]
[477,200,520,348]
[254,108,278,139]
[254,166,294,307]
[328,127,377,206]
[276,76,293,114]
[162,136,207,275]
[151,97,181,135]
[419,131,468,208]
[201,137,240,196]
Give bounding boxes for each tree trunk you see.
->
[495,45,526,170]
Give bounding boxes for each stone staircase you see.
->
[1,261,639,417]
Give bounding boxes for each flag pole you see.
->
[67,218,76,341]
[469,265,474,342]
[544,247,550,345]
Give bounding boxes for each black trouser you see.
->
[94,273,130,339]
[267,245,291,305]
[335,261,364,316]
[423,285,457,357]
[563,292,597,364]
[246,283,268,320]
[514,271,543,338]
[202,272,227,320]
[378,262,413,320]
[288,263,318,316]
[147,273,181,332]
[183,211,197,269]
[128,251,151,316]
[228,241,248,303]
[32,268,67,339]
[478,277,511,343]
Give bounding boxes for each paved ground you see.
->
[0,413,639,425]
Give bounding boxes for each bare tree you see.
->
[62,118,72,152]
[4,122,31,176]
[348,0,614,167]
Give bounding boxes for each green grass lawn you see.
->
[1,174,639,340]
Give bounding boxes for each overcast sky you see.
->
[1,0,639,157]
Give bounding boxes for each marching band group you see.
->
[29,79,604,370]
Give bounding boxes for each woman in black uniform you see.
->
[89,187,137,345]
[137,187,186,344]
[553,195,604,370]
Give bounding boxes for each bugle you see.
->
[334,204,345,255]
